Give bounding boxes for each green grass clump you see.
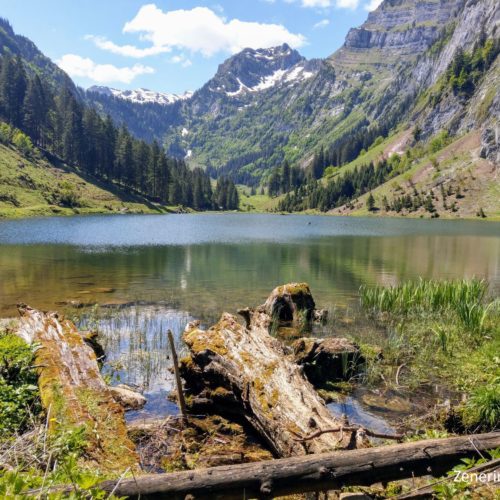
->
[358,278,499,431]
[360,278,488,321]
[462,383,500,431]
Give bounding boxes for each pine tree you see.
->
[22,75,46,145]
[281,161,291,193]
[169,178,182,205]
[0,56,27,127]
[367,192,375,212]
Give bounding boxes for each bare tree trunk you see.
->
[92,432,500,499]
[17,304,138,474]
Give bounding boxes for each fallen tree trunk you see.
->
[182,312,359,457]
[93,432,500,499]
[180,284,372,457]
[16,304,138,474]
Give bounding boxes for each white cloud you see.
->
[302,0,331,7]
[336,0,359,8]
[285,0,361,9]
[313,19,330,29]
[365,0,382,10]
[169,54,193,68]
[85,35,170,58]
[120,4,306,57]
[56,54,154,84]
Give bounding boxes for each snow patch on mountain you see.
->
[88,86,193,105]
[224,65,316,97]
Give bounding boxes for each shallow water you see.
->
[1,213,499,424]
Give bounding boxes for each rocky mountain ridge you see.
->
[2,0,497,186]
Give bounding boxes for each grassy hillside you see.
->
[330,130,500,221]
[0,144,171,218]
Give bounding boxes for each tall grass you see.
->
[359,278,490,332]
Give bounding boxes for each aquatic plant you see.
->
[359,278,488,318]
[455,300,496,334]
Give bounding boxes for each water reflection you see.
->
[1,234,498,318]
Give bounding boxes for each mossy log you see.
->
[16,304,138,474]
[182,312,360,457]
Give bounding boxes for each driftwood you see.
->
[16,304,138,474]
[92,432,500,499]
[292,337,365,385]
[180,284,372,457]
[182,310,360,457]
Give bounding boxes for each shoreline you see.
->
[1,207,499,222]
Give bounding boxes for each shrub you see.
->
[0,122,12,144]
[0,332,41,438]
[12,130,33,156]
[429,130,449,154]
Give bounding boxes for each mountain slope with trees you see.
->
[0,18,239,215]
[87,0,498,203]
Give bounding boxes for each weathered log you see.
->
[93,432,500,499]
[396,457,500,499]
[182,312,359,457]
[16,304,138,474]
[168,329,188,421]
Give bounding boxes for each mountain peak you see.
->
[203,44,312,98]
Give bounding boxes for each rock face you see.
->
[88,86,193,106]
[208,44,304,96]
[345,25,443,54]
[293,337,365,387]
[480,126,500,164]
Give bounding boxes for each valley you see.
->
[0,1,499,497]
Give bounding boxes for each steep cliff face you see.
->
[404,0,499,140]
[336,0,464,67]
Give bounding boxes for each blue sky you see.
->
[1,0,378,94]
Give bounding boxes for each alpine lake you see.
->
[1,213,499,430]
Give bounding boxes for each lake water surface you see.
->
[1,213,499,318]
[1,214,499,420]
